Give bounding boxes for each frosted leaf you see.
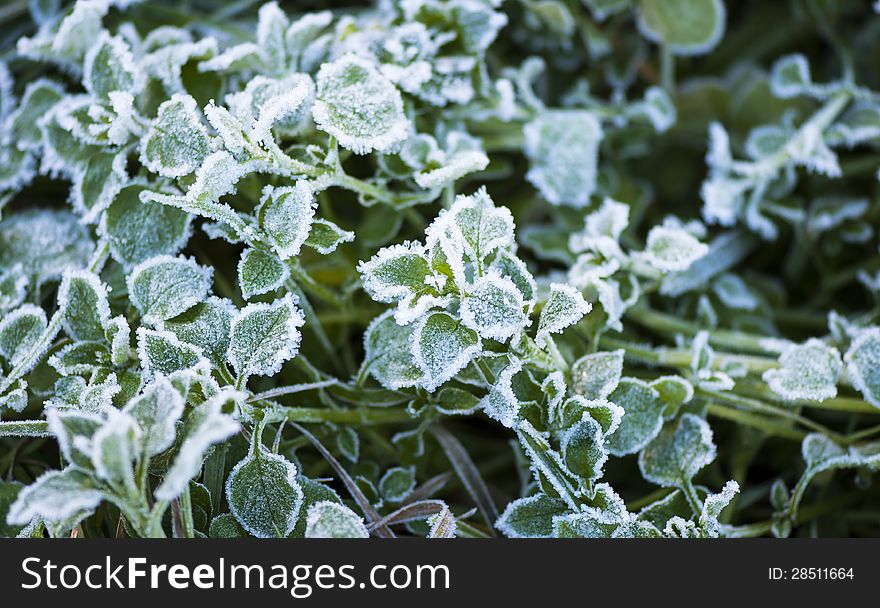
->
[285,11,334,72]
[197,43,263,74]
[154,389,241,501]
[434,386,481,416]
[122,377,185,457]
[844,328,880,409]
[358,242,437,310]
[226,295,304,381]
[16,0,108,67]
[305,501,369,539]
[480,357,522,428]
[698,480,739,538]
[227,448,303,538]
[650,376,694,414]
[229,74,315,138]
[442,188,515,264]
[763,339,841,402]
[127,255,213,324]
[379,466,416,503]
[46,408,103,469]
[661,230,757,297]
[0,209,92,284]
[140,94,212,178]
[712,273,759,311]
[257,182,316,259]
[161,297,234,368]
[70,150,128,223]
[137,328,206,376]
[45,373,120,413]
[256,1,289,68]
[362,311,423,390]
[628,86,677,132]
[0,305,47,366]
[100,183,192,268]
[90,409,139,494]
[460,272,527,342]
[8,79,65,151]
[57,270,110,342]
[304,219,355,254]
[524,110,602,207]
[536,283,591,342]
[48,341,109,376]
[411,312,482,392]
[495,493,568,538]
[561,415,607,483]
[769,54,813,99]
[827,102,880,148]
[203,103,250,155]
[141,37,218,94]
[83,32,142,100]
[642,225,709,272]
[490,251,537,308]
[249,79,312,144]
[414,150,489,190]
[450,0,508,52]
[637,0,726,56]
[6,468,103,526]
[638,413,717,487]
[313,54,409,154]
[238,247,289,300]
[336,427,359,464]
[0,265,28,314]
[571,349,624,400]
[605,378,663,456]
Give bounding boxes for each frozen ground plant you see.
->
[1,0,880,539]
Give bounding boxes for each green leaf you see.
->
[495,493,569,538]
[0,481,25,537]
[536,283,591,342]
[605,378,664,456]
[460,273,528,342]
[379,466,416,503]
[227,295,304,382]
[227,448,304,538]
[0,209,93,285]
[304,218,355,254]
[9,79,65,151]
[411,312,482,392]
[163,297,235,367]
[441,188,515,265]
[524,111,603,207]
[238,247,289,300]
[313,53,409,154]
[763,339,841,402]
[100,184,193,268]
[136,328,206,375]
[844,328,880,409]
[90,410,139,495]
[257,182,316,259]
[122,377,185,457]
[561,415,607,483]
[642,225,709,272]
[83,32,141,99]
[571,349,624,400]
[58,270,110,341]
[128,255,213,324]
[0,305,47,366]
[209,513,249,538]
[139,94,212,178]
[7,468,104,527]
[639,413,717,488]
[362,311,424,390]
[305,501,369,538]
[637,0,726,56]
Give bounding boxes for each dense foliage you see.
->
[1,0,880,539]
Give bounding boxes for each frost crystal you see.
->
[536,283,591,342]
[227,295,304,382]
[127,255,213,324]
[305,501,369,538]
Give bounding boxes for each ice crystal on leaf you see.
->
[227,447,303,538]
[226,295,304,383]
[305,501,369,538]
[127,255,213,324]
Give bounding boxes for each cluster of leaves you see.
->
[2,0,880,539]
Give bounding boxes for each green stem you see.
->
[265,404,413,426]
